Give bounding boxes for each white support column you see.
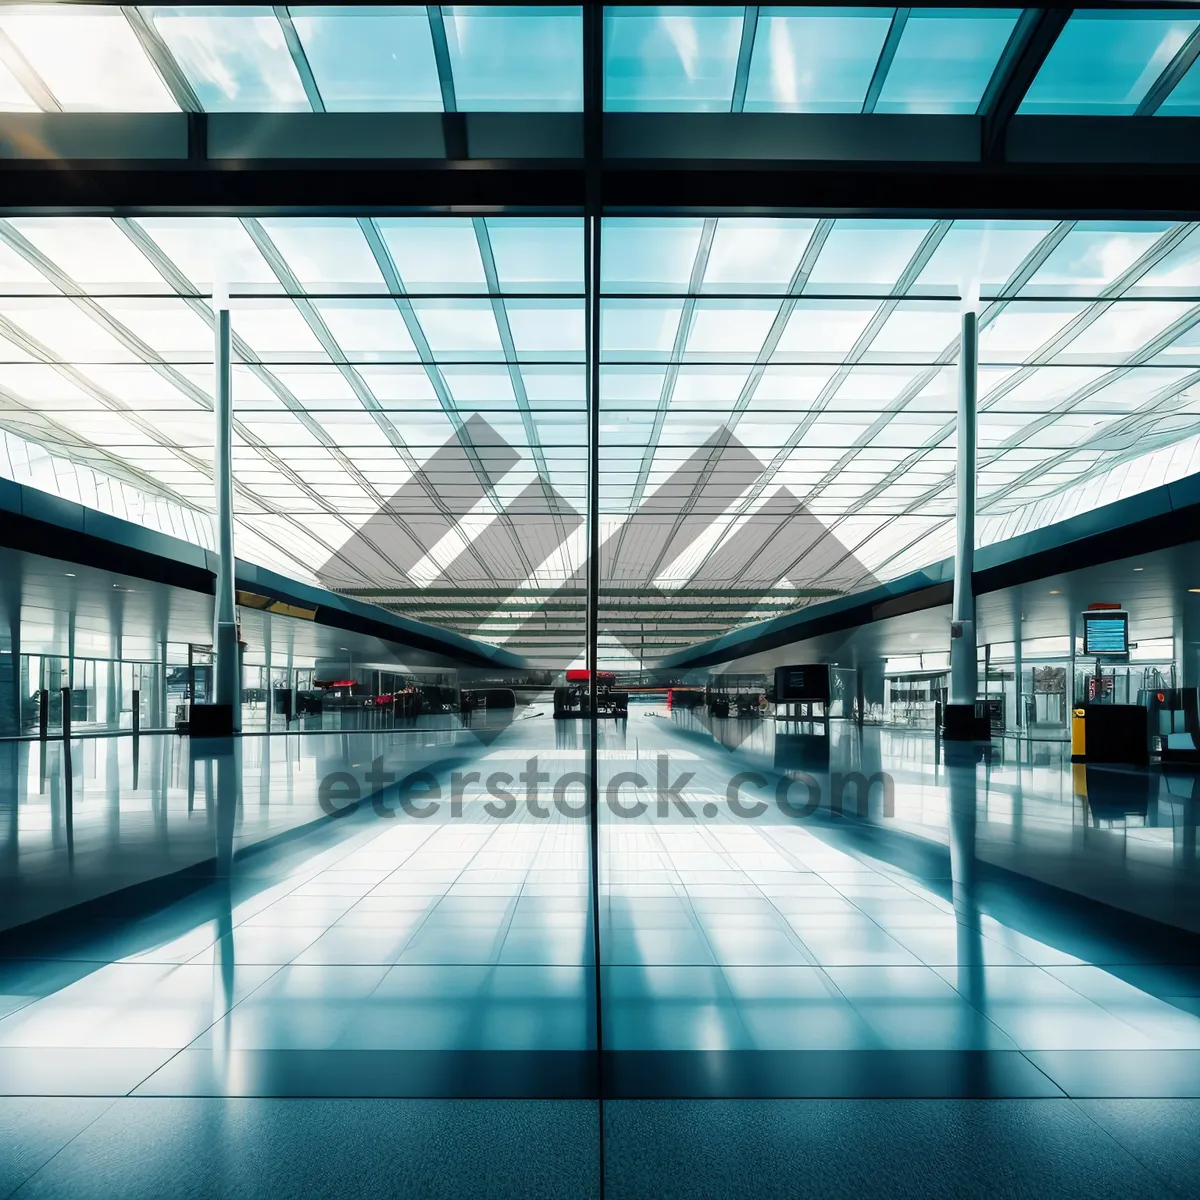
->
[0,593,19,738]
[159,637,168,728]
[264,622,272,733]
[212,304,240,732]
[1013,615,1024,731]
[950,307,978,709]
[1178,601,1199,690]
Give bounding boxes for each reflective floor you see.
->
[0,717,507,932]
[2,703,1199,1196]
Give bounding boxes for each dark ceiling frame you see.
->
[1,6,1200,216]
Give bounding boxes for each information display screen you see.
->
[774,664,831,703]
[1082,612,1129,657]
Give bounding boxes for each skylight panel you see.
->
[685,301,779,356]
[0,57,36,111]
[1061,302,1197,357]
[229,301,325,355]
[601,300,686,357]
[375,220,487,293]
[442,5,583,111]
[485,219,585,294]
[774,301,879,356]
[409,300,503,355]
[867,304,963,356]
[311,302,418,359]
[148,6,309,111]
[1022,224,1174,295]
[602,219,705,293]
[503,301,586,356]
[703,219,817,291]
[290,6,442,111]
[744,7,893,112]
[0,8,176,111]
[806,221,934,292]
[978,304,1090,361]
[6,219,167,290]
[914,222,1056,295]
[1020,11,1200,115]
[875,9,1020,115]
[604,5,743,111]
[135,218,280,291]
[255,219,386,291]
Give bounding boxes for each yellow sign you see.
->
[236,590,317,621]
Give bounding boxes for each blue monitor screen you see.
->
[1083,613,1128,656]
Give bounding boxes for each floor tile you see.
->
[0,1097,113,1197]
[1025,1050,1200,1097]
[1075,1099,1200,1195]
[0,1048,176,1096]
[8,1097,598,1199]
[603,1099,1169,1198]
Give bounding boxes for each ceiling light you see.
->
[1049,589,1060,595]
[64,573,75,577]
[1133,567,1144,572]
[1190,589,1200,594]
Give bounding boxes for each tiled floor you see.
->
[1,702,1199,1194]
[0,717,514,931]
[1,1098,1197,1198]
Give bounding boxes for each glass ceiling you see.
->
[1,216,1198,667]
[0,5,1197,115]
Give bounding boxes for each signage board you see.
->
[1082,610,1129,659]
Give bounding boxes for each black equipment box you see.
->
[774,665,831,704]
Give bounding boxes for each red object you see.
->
[565,669,616,683]
[1157,692,1166,703]
[1086,602,1122,610]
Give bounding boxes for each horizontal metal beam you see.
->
[387,611,811,620]
[7,111,1199,165]
[410,615,796,625]
[348,587,838,599]
[0,113,1198,216]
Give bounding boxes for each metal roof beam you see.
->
[274,6,324,114]
[979,7,1072,161]
[1136,24,1200,115]
[730,7,759,114]
[121,6,200,113]
[862,8,910,115]
[0,27,58,112]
